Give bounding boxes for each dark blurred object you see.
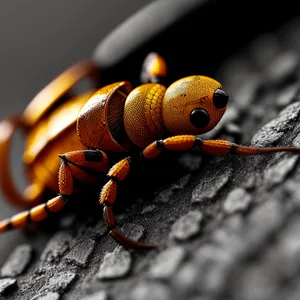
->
[94,0,300,86]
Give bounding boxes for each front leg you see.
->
[142,135,300,159]
[100,135,300,249]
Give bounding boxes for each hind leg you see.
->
[0,149,109,232]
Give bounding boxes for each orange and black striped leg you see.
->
[99,157,156,249]
[142,135,300,160]
[59,149,109,184]
[0,149,109,233]
[0,159,72,232]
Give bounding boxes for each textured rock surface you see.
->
[0,244,33,278]
[2,12,300,300]
[0,278,17,296]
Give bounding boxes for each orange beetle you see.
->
[1,53,300,249]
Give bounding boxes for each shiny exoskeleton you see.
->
[1,53,300,249]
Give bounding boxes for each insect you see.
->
[1,52,300,249]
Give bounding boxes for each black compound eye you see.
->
[190,108,210,128]
[213,88,229,108]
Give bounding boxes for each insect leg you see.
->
[0,149,109,232]
[142,135,198,159]
[58,149,109,184]
[99,157,156,249]
[142,135,300,159]
[199,140,300,156]
[0,159,72,232]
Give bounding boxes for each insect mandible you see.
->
[1,53,300,249]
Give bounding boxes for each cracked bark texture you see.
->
[2,2,300,300]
